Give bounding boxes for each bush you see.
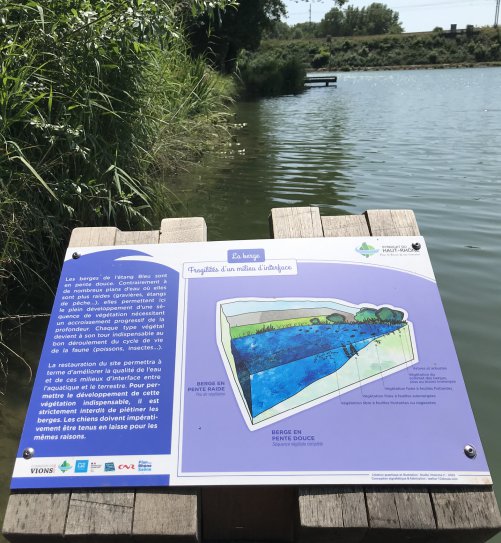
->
[311,51,330,68]
[326,313,346,324]
[238,51,306,97]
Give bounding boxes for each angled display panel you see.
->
[11,237,492,488]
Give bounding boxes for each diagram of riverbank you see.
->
[216,298,417,429]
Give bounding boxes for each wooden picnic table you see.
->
[3,207,501,542]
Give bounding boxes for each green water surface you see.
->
[2,67,501,540]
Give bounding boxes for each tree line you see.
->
[265,3,403,40]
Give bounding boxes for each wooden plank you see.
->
[321,215,370,237]
[68,226,118,247]
[271,208,368,540]
[2,492,70,541]
[363,211,438,541]
[160,217,207,243]
[202,486,295,542]
[3,225,121,541]
[393,488,436,530]
[365,488,400,530]
[431,487,501,542]
[133,489,200,541]
[365,207,501,540]
[297,487,367,542]
[364,488,437,542]
[64,228,155,540]
[364,209,420,236]
[270,207,323,239]
[64,491,134,537]
[115,230,159,245]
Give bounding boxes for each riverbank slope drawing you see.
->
[216,298,417,429]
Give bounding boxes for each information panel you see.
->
[11,237,491,488]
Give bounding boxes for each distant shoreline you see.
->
[313,61,501,73]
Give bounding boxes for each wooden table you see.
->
[3,208,501,542]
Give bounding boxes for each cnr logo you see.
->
[118,464,135,470]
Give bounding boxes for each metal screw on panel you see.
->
[412,242,421,251]
[72,252,80,259]
[464,444,477,459]
[23,447,35,460]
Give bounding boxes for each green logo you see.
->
[59,460,72,473]
[356,242,379,258]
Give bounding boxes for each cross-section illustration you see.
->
[217,298,417,429]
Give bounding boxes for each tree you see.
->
[364,3,403,35]
[319,8,344,37]
[186,0,287,72]
[326,313,346,324]
[318,2,403,37]
[354,308,378,323]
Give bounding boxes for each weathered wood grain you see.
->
[202,486,295,542]
[321,215,370,237]
[431,486,501,542]
[270,207,323,238]
[393,488,436,530]
[133,489,200,540]
[160,218,207,243]
[297,487,367,542]
[364,209,420,237]
[115,230,160,245]
[65,491,134,537]
[365,488,399,530]
[68,226,118,247]
[2,492,70,541]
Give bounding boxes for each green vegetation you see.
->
[0,0,235,318]
[354,307,404,323]
[231,316,332,339]
[237,50,306,97]
[260,27,501,70]
[186,0,287,73]
[266,3,403,40]
[230,307,404,339]
[326,313,346,324]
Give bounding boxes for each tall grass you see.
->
[0,1,235,385]
[0,1,234,311]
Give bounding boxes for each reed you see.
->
[0,1,234,316]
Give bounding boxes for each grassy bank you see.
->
[260,27,501,70]
[0,2,234,317]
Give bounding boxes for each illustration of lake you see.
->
[217,299,417,429]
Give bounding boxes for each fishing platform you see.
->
[3,208,501,543]
[305,75,337,86]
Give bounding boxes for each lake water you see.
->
[2,67,501,538]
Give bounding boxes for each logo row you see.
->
[30,459,153,475]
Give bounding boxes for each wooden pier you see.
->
[305,75,337,86]
[3,208,501,543]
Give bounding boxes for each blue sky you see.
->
[283,0,497,32]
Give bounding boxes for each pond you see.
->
[2,67,501,538]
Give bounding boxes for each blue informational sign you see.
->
[11,238,492,488]
[13,249,178,488]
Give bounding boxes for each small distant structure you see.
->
[442,24,479,37]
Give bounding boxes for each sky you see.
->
[283,0,498,33]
